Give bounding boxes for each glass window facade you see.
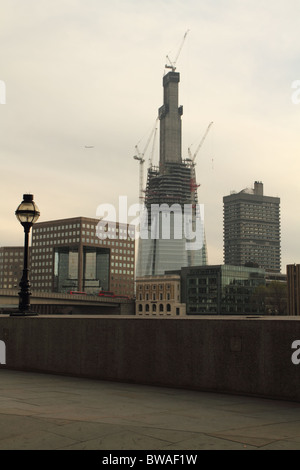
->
[83,247,110,293]
[54,246,110,294]
[54,248,79,292]
[181,265,266,315]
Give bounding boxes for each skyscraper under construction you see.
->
[136,69,207,276]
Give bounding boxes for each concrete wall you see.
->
[1,315,300,402]
[28,302,135,316]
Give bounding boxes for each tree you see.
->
[252,281,287,315]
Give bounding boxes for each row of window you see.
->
[0,253,23,258]
[33,238,135,247]
[138,303,172,312]
[138,283,174,290]
[35,222,134,233]
[33,232,80,239]
[33,232,135,245]
[139,293,175,300]
[32,248,133,257]
[35,224,80,232]
[111,262,134,268]
[111,270,134,275]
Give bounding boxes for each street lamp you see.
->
[12,194,40,316]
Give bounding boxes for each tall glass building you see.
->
[136,70,207,276]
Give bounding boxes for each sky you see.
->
[0,0,299,272]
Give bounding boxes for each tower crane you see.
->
[133,117,159,205]
[148,121,158,167]
[188,121,214,163]
[165,29,190,72]
[187,121,214,203]
[133,151,145,206]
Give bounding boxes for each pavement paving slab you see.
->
[1,369,300,450]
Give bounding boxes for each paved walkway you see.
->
[1,369,300,450]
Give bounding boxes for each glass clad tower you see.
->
[137,70,207,276]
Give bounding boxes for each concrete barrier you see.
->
[1,315,300,402]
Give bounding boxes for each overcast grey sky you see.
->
[1,0,299,271]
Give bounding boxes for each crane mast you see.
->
[188,121,214,207]
[165,29,190,72]
[188,121,214,163]
[133,117,159,205]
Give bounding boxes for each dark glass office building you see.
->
[53,246,110,293]
[179,264,266,315]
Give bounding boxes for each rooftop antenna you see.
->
[165,29,190,72]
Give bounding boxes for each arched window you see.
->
[138,304,143,312]
[159,304,164,312]
[167,303,171,312]
[152,304,156,312]
[145,304,149,312]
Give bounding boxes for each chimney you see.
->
[254,181,263,196]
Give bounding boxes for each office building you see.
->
[136,70,207,276]
[177,264,266,315]
[0,246,27,289]
[223,181,281,272]
[287,264,300,315]
[31,217,135,296]
[135,274,186,316]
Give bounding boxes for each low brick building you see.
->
[135,274,186,316]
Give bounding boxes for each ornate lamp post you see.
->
[12,194,40,316]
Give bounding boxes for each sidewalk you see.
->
[1,369,300,450]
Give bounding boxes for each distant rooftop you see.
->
[230,181,264,196]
